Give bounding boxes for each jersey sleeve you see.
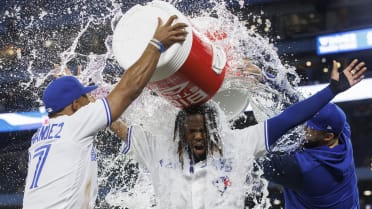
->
[265,86,335,150]
[234,122,269,158]
[69,98,112,144]
[258,153,304,191]
[120,125,157,170]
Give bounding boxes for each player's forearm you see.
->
[265,59,366,149]
[107,44,160,121]
[110,120,128,142]
[266,86,335,148]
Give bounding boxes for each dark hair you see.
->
[173,103,223,168]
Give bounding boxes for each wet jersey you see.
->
[23,98,112,209]
[120,86,345,209]
[122,123,268,209]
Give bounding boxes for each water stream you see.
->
[1,0,307,208]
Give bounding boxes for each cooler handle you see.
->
[212,45,227,75]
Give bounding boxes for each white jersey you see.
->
[23,98,112,209]
[122,122,268,209]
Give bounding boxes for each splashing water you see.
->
[1,0,308,208]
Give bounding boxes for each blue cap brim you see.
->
[306,120,324,131]
[83,85,98,94]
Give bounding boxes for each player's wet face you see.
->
[184,114,207,162]
[304,126,328,148]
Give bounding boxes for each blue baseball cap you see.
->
[42,76,98,114]
[306,103,346,135]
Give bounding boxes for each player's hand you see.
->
[236,60,264,83]
[245,62,264,79]
[152,15,188,50]
[329,59,367,94]
[331,59,366,86]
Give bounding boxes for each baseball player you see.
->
[259,103,360,209]
[22,15,188,209]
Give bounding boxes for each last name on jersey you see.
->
[31,122,64,145]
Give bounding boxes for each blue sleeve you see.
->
[265,86,335,150]
[342,122,351,139]
[259,153,304,191]
[260,152,339,194]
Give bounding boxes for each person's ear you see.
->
[323,132,335,142]
[71,99,81,112]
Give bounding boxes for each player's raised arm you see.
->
[264,59,366,150]
[107,15,188,121]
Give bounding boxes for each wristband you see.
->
[149,41,161,52]
[329,72,351,94]
[150,38,165,53]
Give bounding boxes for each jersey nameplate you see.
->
[31,122,64,145]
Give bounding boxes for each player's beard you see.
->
[304,139,323,148]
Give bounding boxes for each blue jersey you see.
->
[258,85,360,208]
[261,107,360,208]
[282,122,360,209]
